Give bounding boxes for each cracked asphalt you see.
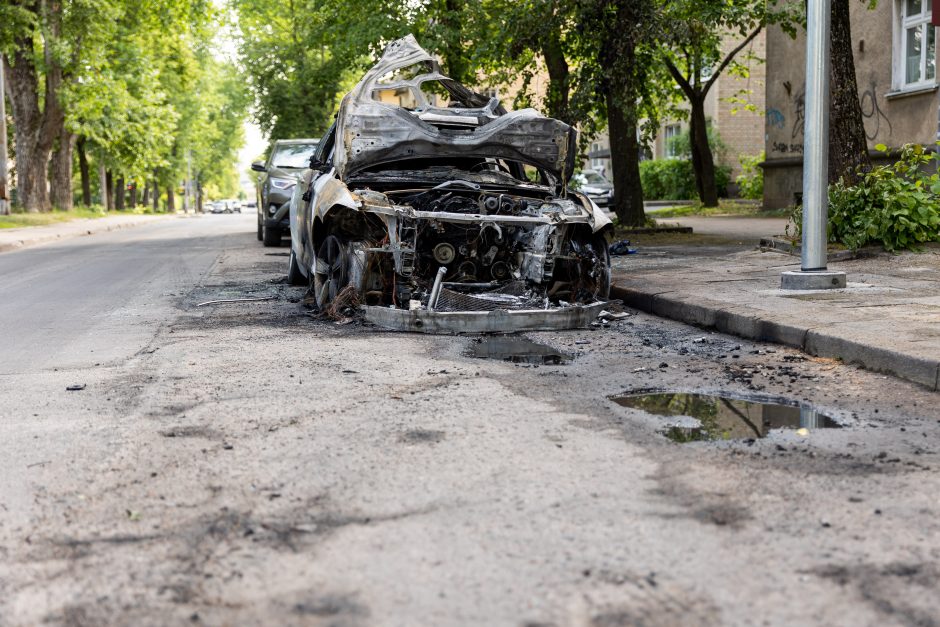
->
[1,213,939,626]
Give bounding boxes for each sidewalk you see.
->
[611,217,940,391]
[0,213,172,254]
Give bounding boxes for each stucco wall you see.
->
[764,0,940,208]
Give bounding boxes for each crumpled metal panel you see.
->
[334,34,577,182]
[364,301,608,334]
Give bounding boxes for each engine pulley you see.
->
[433,242,456,264]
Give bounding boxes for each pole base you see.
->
[781,270,847,290]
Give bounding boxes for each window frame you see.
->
[894,0,936,91]
[663,124,682,158]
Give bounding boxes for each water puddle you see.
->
[610,391,840,442]
[467,336,570,365]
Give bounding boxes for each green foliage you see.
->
[790,144,940,252]
[640,159,731,200]
[736,151,764,200]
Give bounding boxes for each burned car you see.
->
[287,35,611,332]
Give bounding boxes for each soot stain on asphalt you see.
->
[467,335,572,365]
[611,390,840,442]
[399,429,446,444]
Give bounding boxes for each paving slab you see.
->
[611,223,940,390]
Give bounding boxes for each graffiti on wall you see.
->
[860,81,892,141]
[769,81,805,155]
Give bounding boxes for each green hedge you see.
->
[639,158,731,200]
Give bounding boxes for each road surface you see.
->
[1,214,938,626]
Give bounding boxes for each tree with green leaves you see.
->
[657,0,790,207]
[573,0,678,226]
[0,0,118,212]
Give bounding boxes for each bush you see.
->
[790,144,940,252]
[640,158,731,200]
[736,152,764,200]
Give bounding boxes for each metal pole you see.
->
[781,0,846,289]
[802,0,830,271]
[0,54,9,216]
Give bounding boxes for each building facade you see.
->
[764,0,939,208]
[587,31,767,186]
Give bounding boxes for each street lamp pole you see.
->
[781,0,847,290]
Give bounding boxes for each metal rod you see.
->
[801,0,831,271]
[427,266,447,311]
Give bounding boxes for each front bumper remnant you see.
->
[363,302,608,334]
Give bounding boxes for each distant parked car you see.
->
[226,199,242,213]
[252,139,319,246]
[209,201,226,214]
[572,170,613,208]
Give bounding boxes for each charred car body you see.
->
[288,35,611,332]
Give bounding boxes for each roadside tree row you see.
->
[0,0,248,213]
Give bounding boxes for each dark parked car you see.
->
[572,170,613,208]
[286,35,610,333]
[252,139,319,246]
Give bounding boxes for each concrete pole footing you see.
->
[781,270,847,290]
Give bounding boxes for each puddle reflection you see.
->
[611,391,840,442]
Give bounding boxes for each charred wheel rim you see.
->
[314,235,348,308]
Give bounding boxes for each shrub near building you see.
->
[639,159,731,200]
[790,144,940,252]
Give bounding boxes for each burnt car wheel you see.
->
[548,232,611,303]
[287,248,306,286]
[313,235,349,308]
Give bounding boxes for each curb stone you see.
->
[611,284,940,391]
[0,214,172,254]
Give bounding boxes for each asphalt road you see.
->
[1,214,939,626]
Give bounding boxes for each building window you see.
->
[895,0,936,89]
[663,124,681,158]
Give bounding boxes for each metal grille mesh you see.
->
[435,282,541,312]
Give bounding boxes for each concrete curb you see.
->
[0,214,173,254]
[611,284,940,391]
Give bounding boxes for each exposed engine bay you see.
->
[309,177,610,316]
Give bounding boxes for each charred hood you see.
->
[334,35,577,185]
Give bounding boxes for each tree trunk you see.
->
[142,181,150,206]
[129,181,138,207]
[115,176,125,210]
[166,186,175,212]
[105,170,114,210]
[607,92,645,227]
[828,0,870,184]
[689,96,719,206]
[152,175,159,212]
[541,33,570,123]
[196,179,203,213]
[98,163,107,208]
[77,137,91,206]
[4,20,66,212]
[49,128,74,211]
